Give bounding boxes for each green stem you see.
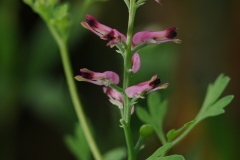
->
[122,0,137,160]
[47,24,103,160]
[134,137,145,154]
[171,120,200,146]
[120,119,135,160]
[156,129,167,145]
[123,0,137,123]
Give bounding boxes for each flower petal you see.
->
[125,74,165,98]
[131,52,141,73]
[132,27,181,45]
[75,68,120,86]
[147,82,169,94]
[81,15,126,47]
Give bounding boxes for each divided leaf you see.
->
[157,155,185,160]
[64,124,91,160]
[136,92,168,143]
[166,120,195,143]
[201,74,230,111]
[197,74,234,121]
[146,143,173,160]
[200,95,234,118]
[103,147,126,160]
[136,106,151,124]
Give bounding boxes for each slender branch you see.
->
[134,137,145,154]
[155,129,167,145]
[47,23,103,160]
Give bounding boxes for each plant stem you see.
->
[134,137,145,154]
[47,24,103,160]
[122,0,137,159]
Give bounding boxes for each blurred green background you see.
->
[0,0,239,159]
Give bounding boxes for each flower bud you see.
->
[139,124,154,138]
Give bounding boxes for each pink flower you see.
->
[155,0,162,5]
[81,15,126,47]
[131,53,141,73]
[103,87,123,109]
[103,87,135,114]
[125,75,169,98]
[75,68,119,86]
[132,27,181,45]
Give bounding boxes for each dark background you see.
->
[0,0,239,159]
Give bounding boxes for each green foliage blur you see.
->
[0,0,239,159]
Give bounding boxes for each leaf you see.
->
[166,120,195,143]
[201,95,234,118]
[64,124,91,160]
[148,92,167,123]
[137,92,168,143]
[202,74,230,110]
[136,106,151,124]
[157,155,185,160]
[146,143,173,160]
[197,74,234,121]
[103,147,126,160]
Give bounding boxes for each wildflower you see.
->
[131,53,141,73]
[103,87,123,109]
[81,15,126,47]
[132,27,181,45]
[125,74,168,98]
[75,68,119,86]
[103,87,135,114]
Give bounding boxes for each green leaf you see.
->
[64,124,91,160]
[201,95,234,118]
[136,106,151,124]
[148,92,167,123]
[146,143,173,160]
[202,74,230,110]
[137,92,168,143]
[103,147,126,160]
[157,155,185,160]
[197,74,234,121]
[166,120,195,143]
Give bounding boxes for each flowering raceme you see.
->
[81,14,141,73]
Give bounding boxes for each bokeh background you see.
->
[0,0,239,159]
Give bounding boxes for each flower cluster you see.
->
[75,14,180,112]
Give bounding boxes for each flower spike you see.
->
[75,68,120,86]
[81,15,126,47]
[132,26,181,45]
[125,74,169,98]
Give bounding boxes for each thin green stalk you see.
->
[120,119,136,160]
[172,120,200,146]
[47,24,103,160]
[122,0,137,160]
[123,0,137,123]
[156,129,167,145]
[134,137,145,154]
